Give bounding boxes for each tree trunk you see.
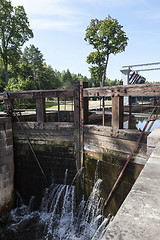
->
[99,64,102,87]
[101,54,109,87]
[4,62,8,84]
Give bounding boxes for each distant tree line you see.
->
[0,44,122,92]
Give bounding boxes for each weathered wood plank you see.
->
[1,83,160,101]
[83,83,160,97]
[82,82,89,124]
[0,89,74,100]
[14,133,74,143]
[83,125,148,143]
[4,99,14,114]
[112,96,123,129]
[84,134,147,157]
[13,122,74,130]
[74,82,81,170]
[128,96,132,129]
[36,97,46,123]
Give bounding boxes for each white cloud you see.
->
[11,0,86,31]
[11,0,80,17]
[30,18,79,31]
[11,0,149,32]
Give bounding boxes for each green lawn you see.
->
[45,99,112,110]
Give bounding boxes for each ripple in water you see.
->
[0,179,112,240]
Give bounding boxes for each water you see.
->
[136,119,160,132]
[124,117,160,131]
[0,176,111,239]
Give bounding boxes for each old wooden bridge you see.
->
[1,82,160,171]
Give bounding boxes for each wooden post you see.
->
[4,99,14,115]
[100,97,101,110]
[64,96,66,111]
[58,97,60,121]
[74,82,81,171]
[112,96,123,129]
[82,82,89,124]
[36,97,46,123]
[141,96,143,113]
[79,82,88,169]
[102,97,105,126]
[74,82,88,171]
[72,98,74,111]
[128,96,132,129]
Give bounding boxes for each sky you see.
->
[11,0,160,82]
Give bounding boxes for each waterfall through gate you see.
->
[0,167,113,240]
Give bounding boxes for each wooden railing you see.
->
[1,82,160,170]
[1,82,160,129]
[83,83,160,129]
[0,88,74,123]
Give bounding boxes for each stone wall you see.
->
[147,127,160,158]
[0,117,14,217]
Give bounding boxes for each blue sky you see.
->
[11,0,160,82]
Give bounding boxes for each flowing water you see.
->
[0,172,112,240]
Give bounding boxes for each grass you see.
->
[46,100,74,111]
[45,99,112,111]
[89,99,112,109]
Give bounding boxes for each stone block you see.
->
[147,127,160,148]
[147,146,154,159]
[0,118,14,217]
[147,127,160,158]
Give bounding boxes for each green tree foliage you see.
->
[61,69,73,89]
[84,15,128,86]
[0,58,5,91]
[22,45,45,89]
[0,0,33,84]
[0,41,123,92]
[6,45,60,91]
[60,70,89,89]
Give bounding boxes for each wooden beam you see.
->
[102,97,105,126]
[128,96,132,129]
[0,89,74,100]
[73,82,88,171]
[36,97,46,123]
[74,82,81,171]
[112,96,123,129]
[57,97,60,121]
[83,83,160,97]
[82,82,89,124]
[1,83,160,101]
[4,99,14,115]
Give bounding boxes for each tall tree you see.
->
[61,69,73,89]
[84,16,128,86]
[0,0,33,83]
[22,45,44,89]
